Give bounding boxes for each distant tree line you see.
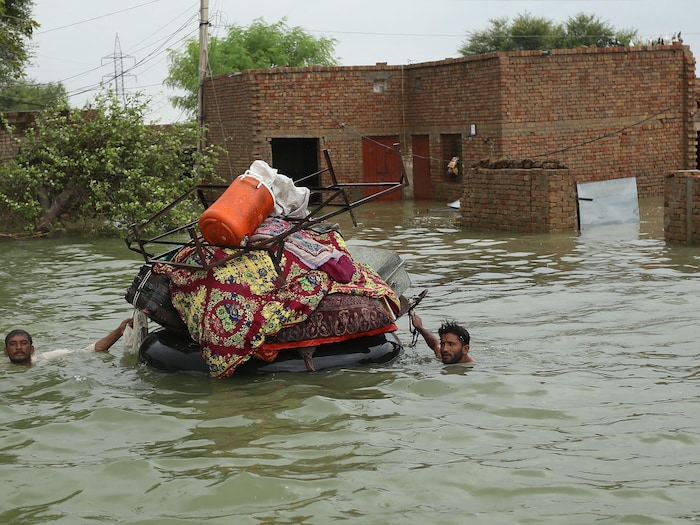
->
[459,12,638,55]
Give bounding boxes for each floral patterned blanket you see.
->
[153,222,400,377]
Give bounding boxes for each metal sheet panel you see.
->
[348,245,411,297]
[577,177,639,230]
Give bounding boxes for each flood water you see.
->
[2,198,700,524]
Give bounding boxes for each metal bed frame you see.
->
[124,146,408,277]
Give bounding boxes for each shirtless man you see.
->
[409,311,474,364]
[4,318,133,364]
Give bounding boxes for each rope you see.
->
[408,314,420,348]
[405,289,428,348]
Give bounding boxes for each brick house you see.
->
[202,43,698,203]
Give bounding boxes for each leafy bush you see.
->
[0,91,220,235]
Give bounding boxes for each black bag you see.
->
[125,265,189,335]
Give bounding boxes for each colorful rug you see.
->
[153,222,400,377]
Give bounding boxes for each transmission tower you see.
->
[102,34,135,105]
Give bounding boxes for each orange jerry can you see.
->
[198,174,275,247]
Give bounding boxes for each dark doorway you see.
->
[271,138,320,187]
[362,136,402,201]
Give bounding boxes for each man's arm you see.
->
[93,318,133,352]
[409,311,440,358]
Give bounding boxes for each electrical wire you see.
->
[15,1,199,114]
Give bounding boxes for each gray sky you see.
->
[26,0,700,123]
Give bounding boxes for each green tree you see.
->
[0,0,38,84]
[165,17,338,116]
[562,13,637,48]
[0,80,69,111]
[0,91,219,234]
[510,13,564,51]
[459,12,637,55]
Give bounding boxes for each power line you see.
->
[30,2,198,109]
[61,18,197,107]
[34,0,163,35]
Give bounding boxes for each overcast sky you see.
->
[25,0,700,124]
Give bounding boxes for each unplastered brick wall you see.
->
[0,112,37,159]
[204,76,258,179]
[203,45,697,197]
[404,57,504,200]
[497,45,696,198]
[664,170,700,244]
[0,130,18,159]
[204,65,405,184]
[459,167,577,233]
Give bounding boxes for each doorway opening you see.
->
[271,138,321,187]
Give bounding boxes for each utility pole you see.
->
[197,0,209,155]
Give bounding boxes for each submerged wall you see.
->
[664,170,700,244]
[459,165,578,233]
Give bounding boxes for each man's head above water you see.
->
[436,321,471,364]
[4,329,34,364]
[409,313,474,364]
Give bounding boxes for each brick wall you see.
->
[498,45,697,198]
[0,112,37,159]
[404,57,504,201]
[201,46,699,202]
[664,170,700,244]
[204,65,405,185]
[459,166,577,233]
[205,76,257,174]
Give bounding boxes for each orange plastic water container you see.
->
[198,174,275,247]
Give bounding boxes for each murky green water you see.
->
[2,199,700,524]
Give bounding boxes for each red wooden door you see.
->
[362,136,401,201]
[412,135,431,200]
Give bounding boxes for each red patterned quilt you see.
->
[153,222,400,377]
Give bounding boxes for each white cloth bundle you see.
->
[246,160,310,219]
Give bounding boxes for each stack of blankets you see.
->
[153,218,400,377]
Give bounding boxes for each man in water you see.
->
[409,311,474,364]
[4,318,133,364]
